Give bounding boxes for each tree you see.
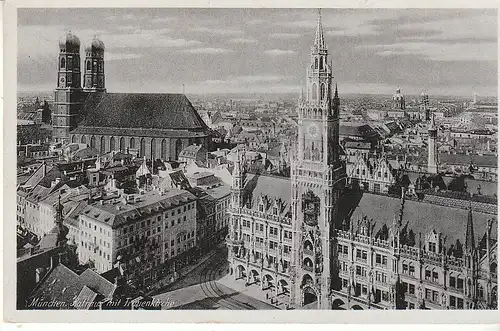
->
[448,175,467,192]
[430,174,446,191]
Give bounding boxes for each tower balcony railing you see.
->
[230,207,292,226]
[303,264,314,272]
[303,248,314,256]
[399,245,419,259]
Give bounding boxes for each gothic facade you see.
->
[225,10,497,310]
[226,10,346,309]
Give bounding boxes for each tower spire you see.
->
[465,202,475,251]
[314,8,326,50]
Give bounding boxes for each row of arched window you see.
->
[59,57,103,72]
[310,82,327,101]
[72,135,184,160]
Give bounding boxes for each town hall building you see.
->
[226,11,497,310]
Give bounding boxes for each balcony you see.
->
[303,264,313,272]
[303,248,314,256]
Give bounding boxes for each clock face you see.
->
[306,122,320,139]
[59,77,66,87]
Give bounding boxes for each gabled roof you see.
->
[29,264,115,309]
[77,93,208,131]
[349,192,496,244]
[243,173,291,217]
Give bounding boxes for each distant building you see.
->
[428,115,438,174]
[178,144,208,166]
[392,88,406,110]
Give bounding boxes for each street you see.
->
[153,245,278,310]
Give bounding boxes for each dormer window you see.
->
[273,207,278,215]
[259,204,264,212]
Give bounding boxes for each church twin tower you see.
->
[53,32,106,143]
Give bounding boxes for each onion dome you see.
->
[59,31,81,52]
[85,36,105,52]
[393,88,404,101]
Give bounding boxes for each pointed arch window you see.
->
[319,57,324,70]
[81,135,87,144]
[61,57,66,69]
[161,139,167,159]
[119,137,125,152]
[151,138,156,161]
[109,136,115,151]
[100,136,106,154]
[312,83,317,100]
[175,139,183,160]
[129,137,136,149]
[314,58,318,69]
[86,60,91,72]
[140,138,146,157]
[320,83,326,100]
[90,136,96,148]
[71,135,77,143]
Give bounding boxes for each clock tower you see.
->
[290,9,346,309]
[53,31,86,144]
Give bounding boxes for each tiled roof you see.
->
[78,93,208,131]
[439,153,497,168]
[349,192,496,244]
[344,141,371,150]
[71,126,210,138]
[29,264,115,309]
[81,189,197,228]
[243,173,291,217]
[73,286,98,309]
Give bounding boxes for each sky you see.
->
[17,8,498,97]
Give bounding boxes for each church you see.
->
[53,33,212,161]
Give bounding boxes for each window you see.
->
[429,242,437,253]
[432,271,439,283]
[432,290,439,303]
[382,291,389,302]
[425,270,431,281]
[269,241,278,250]
[425,288,431,300]
[403,263,408,274]
[449,275,456,288]
[457,297,464,309]
[457,278,464,289]
[409,265,415,276]
[356,266,362,275]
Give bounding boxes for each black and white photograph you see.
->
[5,4,499,319]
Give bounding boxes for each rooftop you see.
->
[80,189,197,228]
[78,93,208,131]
